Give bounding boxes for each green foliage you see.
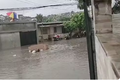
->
[35,11,78,23]
[64,13,85,33]
[112,0,120,14]
[59,17,71,21]
[44,13,71,22]
[77,0,91,9]
[71,13,85,30]
[36,14,43,22]
[64,21,76,32]
[77,0,84,9]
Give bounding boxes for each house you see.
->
[37,22,67,41]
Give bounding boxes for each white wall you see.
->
[57,26,62,34]
[95,36,117,79]
[112,14,120,34]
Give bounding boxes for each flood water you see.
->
[0,38,89,79]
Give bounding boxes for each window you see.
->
[62,26,68,33]
[41,27,48,34]
[54,27,57,33]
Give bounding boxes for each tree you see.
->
[112,0,120,14]
[35,14,43,22]
[64,13,85,38]
[77,0,91,9]
[71,13,85,32]
[64,21,76,37]
[59,17,71,21]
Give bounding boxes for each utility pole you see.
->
[83,0,98,79]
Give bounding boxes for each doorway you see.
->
[20,31,37,46]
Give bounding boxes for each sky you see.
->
[112,0,115,7]
[0,0,116,17]
[0,0,80,17]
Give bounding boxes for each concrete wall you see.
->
[95,1,112,33]
[112,14,120,34]
[49,26,62,34]
[42,27,50,40]
[57,27,62,34]
[0,21,37,50]
[42,34,49,40]
[92,0,117,79]
[50,27,54,35]
[0,22,36,32]
[95,36,117,79]
[0,32,20,50]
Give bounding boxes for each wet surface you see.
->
[0,38,89,79]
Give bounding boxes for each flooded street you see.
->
[0,38,89,79]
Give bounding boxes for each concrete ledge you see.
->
[97,33,120,79]
[0,29,36,34]
[0,21,36,24]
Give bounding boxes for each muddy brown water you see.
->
[0,38,90,79]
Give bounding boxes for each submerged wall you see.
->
[0,21,37,50]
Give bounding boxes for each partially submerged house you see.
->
[0,21,38,50]
[37,22,66,41]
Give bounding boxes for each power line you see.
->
[0,3,78,11]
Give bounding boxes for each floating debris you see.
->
[13,54,16,57]
[32,50,36,54]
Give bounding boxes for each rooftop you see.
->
[37,21,63,25]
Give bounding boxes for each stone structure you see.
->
[91,0,118,79]
[112,14,120,34]
[94,0,112,33]
[95,36,117,79]
[0,21,38,50]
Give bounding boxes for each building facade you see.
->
[37,22,65,41]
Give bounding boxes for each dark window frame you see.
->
[54,27,57,33]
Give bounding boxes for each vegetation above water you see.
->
[35,11,78,22]
[36,0,87,38]
[64,12,85,38]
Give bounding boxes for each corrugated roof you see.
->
[38,24,64,27]
[37,21,63,25]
